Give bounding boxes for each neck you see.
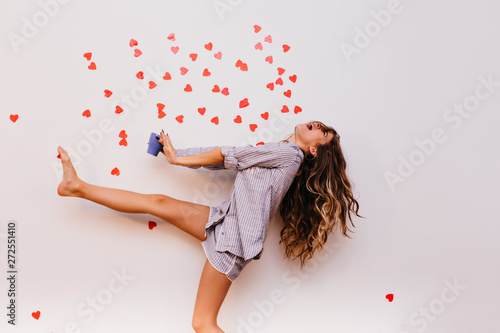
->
[285,134,307,156]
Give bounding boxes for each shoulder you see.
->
[266,141,304,165]
[277,141,304,160]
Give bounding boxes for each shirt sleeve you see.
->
[175,146,225,170]
[221,143,298,171]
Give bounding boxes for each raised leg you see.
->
[56,146,211,241]
[192,259,232,333]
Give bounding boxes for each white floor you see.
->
[1,0,499,332]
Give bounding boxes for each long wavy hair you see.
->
[278,120,364,269]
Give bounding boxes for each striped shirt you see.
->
[175,141,304,260]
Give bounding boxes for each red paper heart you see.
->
[119,130,127,138]
[281,105,289,113]
[239,98,249,108]
[136,71,144,79]
[32,311,40,320]
[275,77,283,86]
[264,35,272,43]
[256,141,264,146]
[115,106,123,114]
[184,84,192,92]
[255,42,263,50]
[261,112,269,120]
[284,90,291,98]
[163,72,171,80]
[254,25,262,33]
[180,67,188,75]
[129,39,138,47]
[212,85,220,93]
[134,49,142,57]
[235,60,248,71]
[57,154,60,159]
[294,106,302,114]
[289,75,297,83]
[234,115,242,123]
[282,44,290,52]
[176,115,184,123]
[386,294,394,302]
[203,68,211,76]
[265,56,273,64]
[211,116,219,125]
[198,107,206,115]
[204,42,213,51]
[266,82,274,91]
[157,103,165,112]
[10,114,19,123]
[111,167,120,176]
[104,89,113,98]
[83,52,92,60]
[82,109,91,118]
[148,221,157,230]
[167,33,175,41]
[149,81,157,89]
[249,124,258,132]
[214,51,222,60]
[119,138,128,146]
[158,110,166,119]
[189,53,198,61]
[277,67,285,75]
[221,87,229,96]
[88,62,96,70]
[171,46,179,54]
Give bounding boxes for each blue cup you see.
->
[147,132,163,156]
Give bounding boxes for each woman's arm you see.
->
[176,147,224,167]
[156,132,224,170]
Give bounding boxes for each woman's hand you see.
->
[157,131,180,165]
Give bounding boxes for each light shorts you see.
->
[201,206,252,282]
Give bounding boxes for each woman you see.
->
[57,120,362,333]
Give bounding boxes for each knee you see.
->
[192,317,218,333]
[152,194,172,207]
[153,194,168,202]
[192,320,202,333]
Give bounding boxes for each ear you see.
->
[309,146,317,157]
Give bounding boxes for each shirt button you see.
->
[221,232,224,235]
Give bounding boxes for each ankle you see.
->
[72,179,85,197]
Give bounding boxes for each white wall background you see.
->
[1,0,499,332]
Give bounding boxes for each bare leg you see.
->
[192,259,232,333]
[57,146,232,331]
[57,146,165,213]
[56,146,211,241]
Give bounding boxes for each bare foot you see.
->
[57,146,84,197]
